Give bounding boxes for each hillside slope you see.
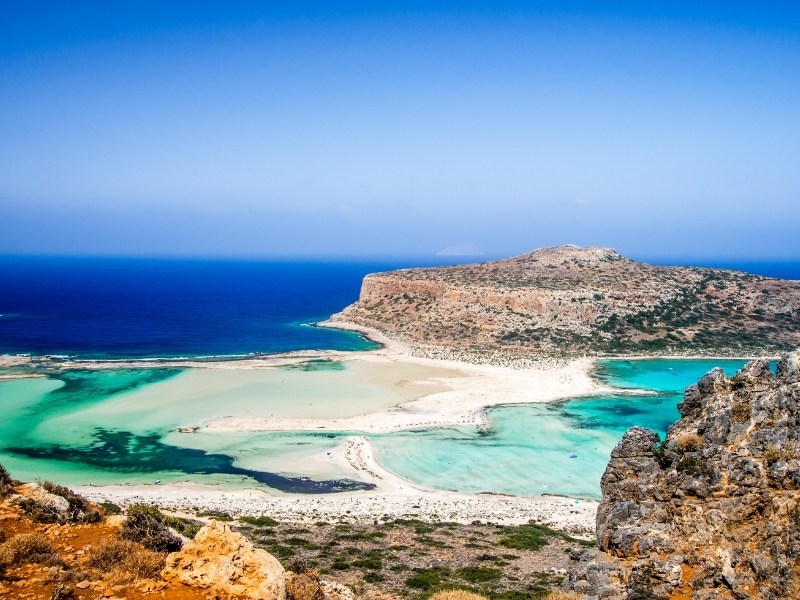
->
[334,246,800,357]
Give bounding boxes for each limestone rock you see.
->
[11,483,69,518]
[567,350,800,599]
[162,520,286,599]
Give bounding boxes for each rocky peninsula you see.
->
[333,246,800,359]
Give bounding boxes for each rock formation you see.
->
[567,350,800,599]
[162,520,287,599]
[334,246,800,357]
[161,520,355,600]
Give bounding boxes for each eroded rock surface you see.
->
[162,520,286,599]
[567,351,800,599]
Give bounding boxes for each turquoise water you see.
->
[0,359,756,497]
[372,359,753,498]
[0,368,373,493]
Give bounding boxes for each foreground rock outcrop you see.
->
[163,520,287,599]
[334,246,800,357]
[567,351,800,599]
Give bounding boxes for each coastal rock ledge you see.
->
[566,350,800,599]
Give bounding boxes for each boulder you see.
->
[162,520,286,600]
[12,483,70,520]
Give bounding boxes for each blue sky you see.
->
[1,1,798,259]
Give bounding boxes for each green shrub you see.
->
[127,503,200,539]
[497,523,555,551]
[99,502,122,515]
[456,566,501,583]
[0,463,10,486]
[239,515,279,527]
[406,567,449,590]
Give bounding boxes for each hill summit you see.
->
[334,246,800,357]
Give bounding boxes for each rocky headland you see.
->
[333,246,800,359]
[566,350,800,599]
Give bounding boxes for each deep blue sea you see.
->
[0,257,460,358]
[1,256,797,359]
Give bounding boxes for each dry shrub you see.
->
[286,570,323,600]
[121,512,183,553]
[0,533,61,568]
[49,584,77,600]
[429,591,489,600]
[762,445,794,465]
[731,400,752,424]
[675,433,703,452]
[86,537,165,583]
[547,593,584,600]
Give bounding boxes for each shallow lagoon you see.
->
[373,359,753,498]
[0,358,754,497]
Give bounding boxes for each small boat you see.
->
[569,453,578,459]
[154,479,161,484]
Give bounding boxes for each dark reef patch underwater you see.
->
[5,429,374,493]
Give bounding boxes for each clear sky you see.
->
[1,1,798,260]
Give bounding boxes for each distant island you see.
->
[333,245,800,359]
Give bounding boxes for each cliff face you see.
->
[567,351,800,599]
[334,246,800,356]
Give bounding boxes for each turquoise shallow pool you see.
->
[371,359,755,498]
[0,359,757,497]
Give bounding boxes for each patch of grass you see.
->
[239,515,279,527]
[456,566,501,583]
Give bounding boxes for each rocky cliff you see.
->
[334,246,800,357]
[567,350,800,599]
